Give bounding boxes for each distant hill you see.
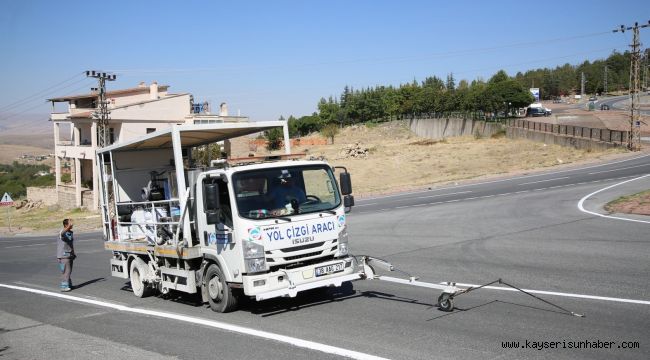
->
[0,112,53,149]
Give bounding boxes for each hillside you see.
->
[275,121,628,196]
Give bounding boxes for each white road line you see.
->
[2,239,96,249]
[354,202,379,207]
[3,243,49,249]
[443,282,650,306]
[518,176,570,186]
[356,191,472,207]
[577,173,650,224]
[419,190,472,199]
[357,153,650,201]
[0,283,388,360]
[357,176,638,213]
[588,163,650,175]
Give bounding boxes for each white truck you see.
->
[96,121,359,312]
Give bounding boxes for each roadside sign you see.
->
[635,121,641,127]
[0,192,13,206]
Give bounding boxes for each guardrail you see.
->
[507,119,629,145]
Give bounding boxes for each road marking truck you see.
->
[97,122,358,312]
[96,121,584,315]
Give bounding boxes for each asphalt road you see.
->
[1,153,650,360]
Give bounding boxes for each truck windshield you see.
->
[232,165,341,219]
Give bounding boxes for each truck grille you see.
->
[265,239,338,266]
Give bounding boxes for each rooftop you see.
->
[47,83,170,102]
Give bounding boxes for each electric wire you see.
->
[0,80,95,122]
[106,31,613,76]
[0,72,85,113]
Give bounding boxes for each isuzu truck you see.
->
[97,121,358,312]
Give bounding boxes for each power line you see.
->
[0,81,96,122]
[107,31,613,76]
[0,72,85,113]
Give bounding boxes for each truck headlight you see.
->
[243,241,264,259]
[245,258,267,273]
[337,226,349,256]
[243,241,266,273]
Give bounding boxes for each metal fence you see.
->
[507,119,629,145]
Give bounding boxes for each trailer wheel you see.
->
[437,293,454,312]
[130,257,153,298]
[204,264,238,313]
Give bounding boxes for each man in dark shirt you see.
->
[57,219,75,292]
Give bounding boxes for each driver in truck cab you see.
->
[270,170,306,215]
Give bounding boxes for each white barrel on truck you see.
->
[96,122,359,312]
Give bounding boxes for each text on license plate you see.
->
[315,262,344,277]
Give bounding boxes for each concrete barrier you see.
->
[26,187,58,206]
[506,128,620,151]
[408,117,505,140]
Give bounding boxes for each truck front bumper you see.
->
[243,256,363,301]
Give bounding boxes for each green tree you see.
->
[192,143,222,166]
[321,123,339,144]
[264,128,283,151]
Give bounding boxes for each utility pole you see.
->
[85,71,117,148]
[581,72,586,98]
[613,21,649,151]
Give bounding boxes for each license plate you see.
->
[315,262,344,277]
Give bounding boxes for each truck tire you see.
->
[204,264,238,313]
[130,257,153,298]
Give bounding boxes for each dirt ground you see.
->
[0,144,54,166]
[0,206,100,236]
[605,190,650,216]
[286,121,629,196]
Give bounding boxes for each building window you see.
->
[109,128,115,144]
[146,128,156,134]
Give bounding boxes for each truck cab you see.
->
[195,160,356,311]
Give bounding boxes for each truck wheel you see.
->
[204,264,238,313]
[130,257,153,298]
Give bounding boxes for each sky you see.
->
[1,0,649,124]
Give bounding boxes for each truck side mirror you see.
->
[344,195,354,208]
[204,182,220,225]
[339,172,352,196]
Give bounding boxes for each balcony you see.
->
[55,144,95,159]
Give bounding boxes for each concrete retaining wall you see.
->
[506,128,620,151]
[26,187,58,206]
[408,117,505,140]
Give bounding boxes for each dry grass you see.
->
[285,121,627,196]
[605,190,650,216]
[0,206,100,235]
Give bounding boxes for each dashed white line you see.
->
[358,176,637,213]
[357,153,650,202]
[419,190,472,199]
[588,163,650,175]
[2,239,96,249]
[518,176,570,186]
[0,283,388,360]
[356,191,472,207]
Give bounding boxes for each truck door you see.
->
[200,173,234,248]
